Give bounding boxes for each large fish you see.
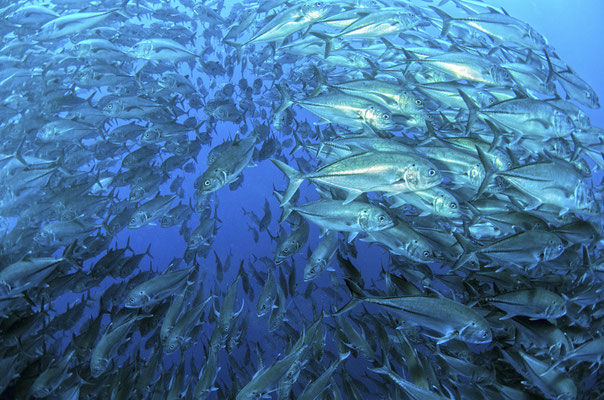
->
[272,151,441,205]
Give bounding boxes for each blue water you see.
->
[3,0,604,398]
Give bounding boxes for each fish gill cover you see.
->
[0,0,603,399]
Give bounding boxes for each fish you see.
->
[272,151,442,206]
[197,135,256,194]
[124,266,192,308]
[344,279,492,344]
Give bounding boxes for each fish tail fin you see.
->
[458,88,479,135]
[368,354,394,376]
[344,278,366,300]
[274,83,294,117]
[452,232,479,271]
[309,31,335,58]
[62,240,82,269]
[270,159,303,206]
[144,243,153,259]
[290,129,305,155]
[474,144,497,199]
[368,364,390,375]
[544,49,557,84]
[310,65,327,97]
[223,40,244,64]
[0,136,28,167]
[430,6,453,37]
[273,190,294,223]
[124,236,134,253]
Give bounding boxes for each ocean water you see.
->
[1,0,604,399]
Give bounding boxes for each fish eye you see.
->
[204,179,211,186]
[415,99,422,105]
[378,215,386,222]
[423,250,430,257]
[106,103,113,109]
[427,168,436,176]
[450,203,457,209]
[382,114,389,119]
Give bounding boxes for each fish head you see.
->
[526,27,548,50]
[160,215,175,228]
[142,126,163,143]
[125,288,151,308]
[37,124,58,142]
[102,99,123,118]
[552,109,576,135]
[489,65,515,86]
[128,211,148,229]
[364,104,395,130]
[0,280,10,298]
[467,163,485,187]
[128,186,147,202]
[304,258,327,281]
[407,239,436,263]
[75,41,94,58]
[273,109,292,131]
[128,40,153,59]
[198,168,227,194]
[163,336,181,354]
[31,383,52,399]
[396,11,424,29]
[460,320,492,344]
[542,235,565,262]
[398,90,424,115]
[90,357,109,378]
[256,299,272,317]
[406,161,442,191]
[33,229,53,246]
[157,74,175,89]
[490,149,513,171]
[359,206,393,232]
[582,87,600,109]
[433,190,461,218]
[572,110,591,130]
[302,1,332,21]
[574,183,596,211]
[275,244,297,264]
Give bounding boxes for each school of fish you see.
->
[0,0,603,399]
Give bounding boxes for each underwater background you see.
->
[0,0,603,399]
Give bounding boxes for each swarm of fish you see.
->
[0,0,603,399]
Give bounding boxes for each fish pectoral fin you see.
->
[525,118,551,129]
[343,190,363,205]
[428,330,459,344]
[543,185,572,197]
[498,313,515,320]
[313,118,332,125]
